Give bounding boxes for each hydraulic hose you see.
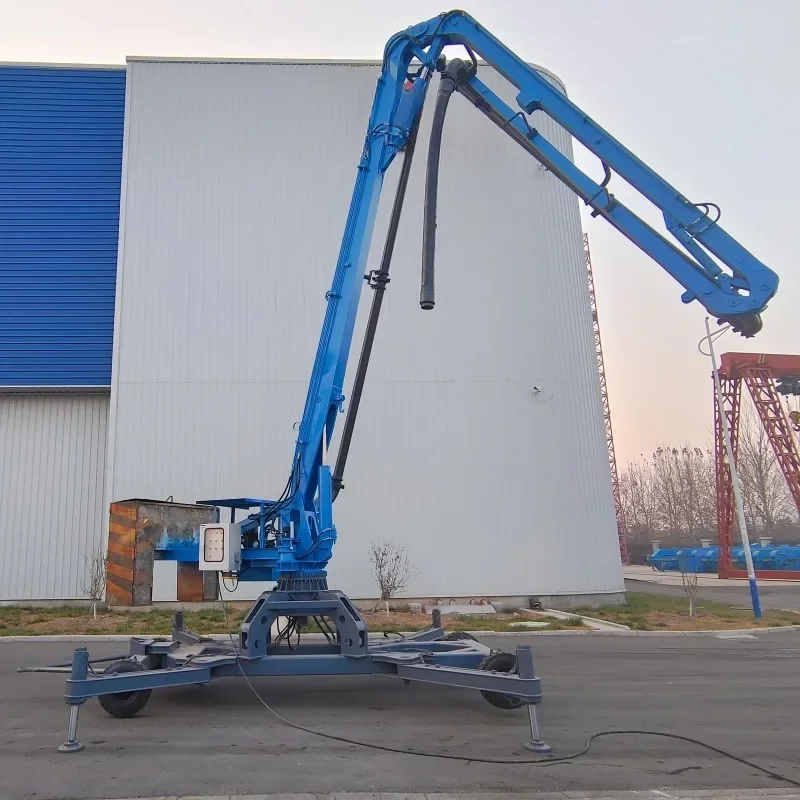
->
[331,105,422,499]
[420,60,464,310]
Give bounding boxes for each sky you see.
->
[2,0,798,465]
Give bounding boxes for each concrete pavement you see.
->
[3,632,800,800]
[625,565,800,589]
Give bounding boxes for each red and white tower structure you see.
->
[584,234,630,565]
[714,352,800,579]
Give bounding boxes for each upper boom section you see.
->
[296,7,778,504]
[238,9,780,580]
[400,10,778,333]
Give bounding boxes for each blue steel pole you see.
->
[704,317,762,618]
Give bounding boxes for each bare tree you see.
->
[81,545,107,620]
[650,445,715,538]
[620,429,799,548]
[675,445,716,536]
[737,407,797,533]
[650,446,683,534]
[695,447,718,534]
[619,456,659,536]
[680,558,699,618]
[621,444,715,545]
[368,540,414,616]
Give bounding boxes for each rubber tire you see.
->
[478,651,524,710]
[98,660,152,718]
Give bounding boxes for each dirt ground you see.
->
[575,591,800,631]
[632,609,797,630]
[357,610,550,632]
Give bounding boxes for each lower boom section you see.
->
[21,581,549,755]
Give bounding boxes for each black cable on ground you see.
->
[218,594,800,788]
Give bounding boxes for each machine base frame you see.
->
[21,586,546,753]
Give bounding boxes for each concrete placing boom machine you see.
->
[29,10,779,754]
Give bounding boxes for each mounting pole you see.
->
[704,317,761,618]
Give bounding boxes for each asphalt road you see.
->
[3,631,800,800]
[626,577,800,611]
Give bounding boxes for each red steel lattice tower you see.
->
[742,369,800,510]
[715,352,800,579]
[584,234,630,564]
[714,375,742,574]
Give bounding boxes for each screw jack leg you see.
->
[59,646,89,753]
[59,704,84,753]
[523,703,551,754]
[514,644,550,754]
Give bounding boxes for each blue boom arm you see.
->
[195,9,778,581]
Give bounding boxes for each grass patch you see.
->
[332,611,574,635]
[540,615,585,631]
[0,605,581,636]
[0,604,251,637]
[572,592,800,631]
[3,593,793,636]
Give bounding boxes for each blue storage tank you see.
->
[647,542,800,573]
[736,544,800,571]
[647,546,718,573]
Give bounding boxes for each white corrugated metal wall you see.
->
[0,393,108,599]
[110,59,623,600]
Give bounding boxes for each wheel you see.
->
[97,660,152,718]
[478,651,524,710]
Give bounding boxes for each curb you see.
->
[80,791,800,800]
[508,624,800,637]
[3,625,799,643]
[520,607,631,631]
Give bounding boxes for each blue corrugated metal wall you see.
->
[0,66,125,386]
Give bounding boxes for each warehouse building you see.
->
[0,64,123,600]
[0,58,624,604]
